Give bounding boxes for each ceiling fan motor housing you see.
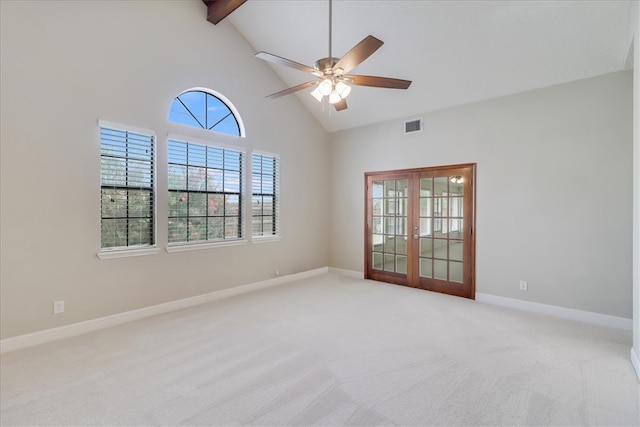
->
[314,57,341,74]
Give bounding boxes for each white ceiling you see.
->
[228,0,635,132]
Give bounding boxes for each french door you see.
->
[365,164,476,299]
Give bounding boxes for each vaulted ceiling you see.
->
[223,0,634,132]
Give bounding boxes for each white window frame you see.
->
[251,150,281,243]
[165,134,247,253]
[97,120,161,260]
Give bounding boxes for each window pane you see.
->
[188,217,206,241]
[168,139,244,244]
[101,218,127,248]
[100,125,155,249]
[128,219,152,246]
[208,217,224,239]
[169,220,187,243]
[168,165,186,190]
[252,154,279,238]
[225,171,241,192]
[187,166,206,191]
[168,90,241,137]
[225,194,239,215]
[225,217,239,238]
[208,194,224,216]
[188,193,206,216]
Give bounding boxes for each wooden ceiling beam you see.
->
[202,0,247,25]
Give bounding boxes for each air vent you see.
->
[405,118,423,134]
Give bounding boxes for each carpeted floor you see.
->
[1,272,638,426]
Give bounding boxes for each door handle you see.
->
[413,234,419,240]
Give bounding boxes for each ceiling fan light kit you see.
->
[255,0,411,112]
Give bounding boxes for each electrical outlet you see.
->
[274,270,279,276]
[519,280,528,291]
[53,300,65,314]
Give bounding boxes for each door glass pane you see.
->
[372,181,383,198]
[420,257,433,278]
[449,177,464,196]
[372,234,383,251]
[373,198,382,215]
[449,197,463,217]
[396,256,407,274]
[396,237,407,255]
[420,218,432,237]
[449,219,463,238]
[396,179,408,196]
[433,239,447,259]
[398,198,407,216]
[420,237,432,257]
[372,217,382,234]
[450,261,463,283]
[396,217,406,235]
[373,252,383,270]
[384,254,395,271]
[434,176,448,195]
[420,178,432,196]
[420,197,432,217]
[384,235,395,253]
[384,199,396,215]
[384,180,395,196]
[384,217,396,234]
[434,259,447,280]
[449,240,463,261]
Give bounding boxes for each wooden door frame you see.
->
[364,163,476,299]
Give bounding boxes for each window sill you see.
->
[166,239,248,253]
[252,236,281,244]
[97,247,162,260]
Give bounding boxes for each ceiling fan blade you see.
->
[347,75,412,89]
[332,35,384,74]
[255,52,321,76]
[202,0,247,25]
[265,81,317,100]
[333,98,348,111]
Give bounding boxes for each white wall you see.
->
[630,0,640,378]
[329,72,633,319]
[0,1,329,339]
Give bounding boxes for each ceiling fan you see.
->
[255,0,412,111]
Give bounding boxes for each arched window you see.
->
[168,88,244,137]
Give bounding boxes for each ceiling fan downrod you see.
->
[328,0,332,60]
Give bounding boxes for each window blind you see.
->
[168,139,244,244]
[252,153,279,237]
[100,126,155,249]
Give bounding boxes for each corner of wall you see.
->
[631,0,640,382]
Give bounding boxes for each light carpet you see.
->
[1,273,638,426]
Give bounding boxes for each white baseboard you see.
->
[0,267,329,354]
[631,348,640,381]
[476,292,632,331]
[328,267,364,279]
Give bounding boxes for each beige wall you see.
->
[329,71,633,319]
[631,0,640,371]
[0,1,329,339]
